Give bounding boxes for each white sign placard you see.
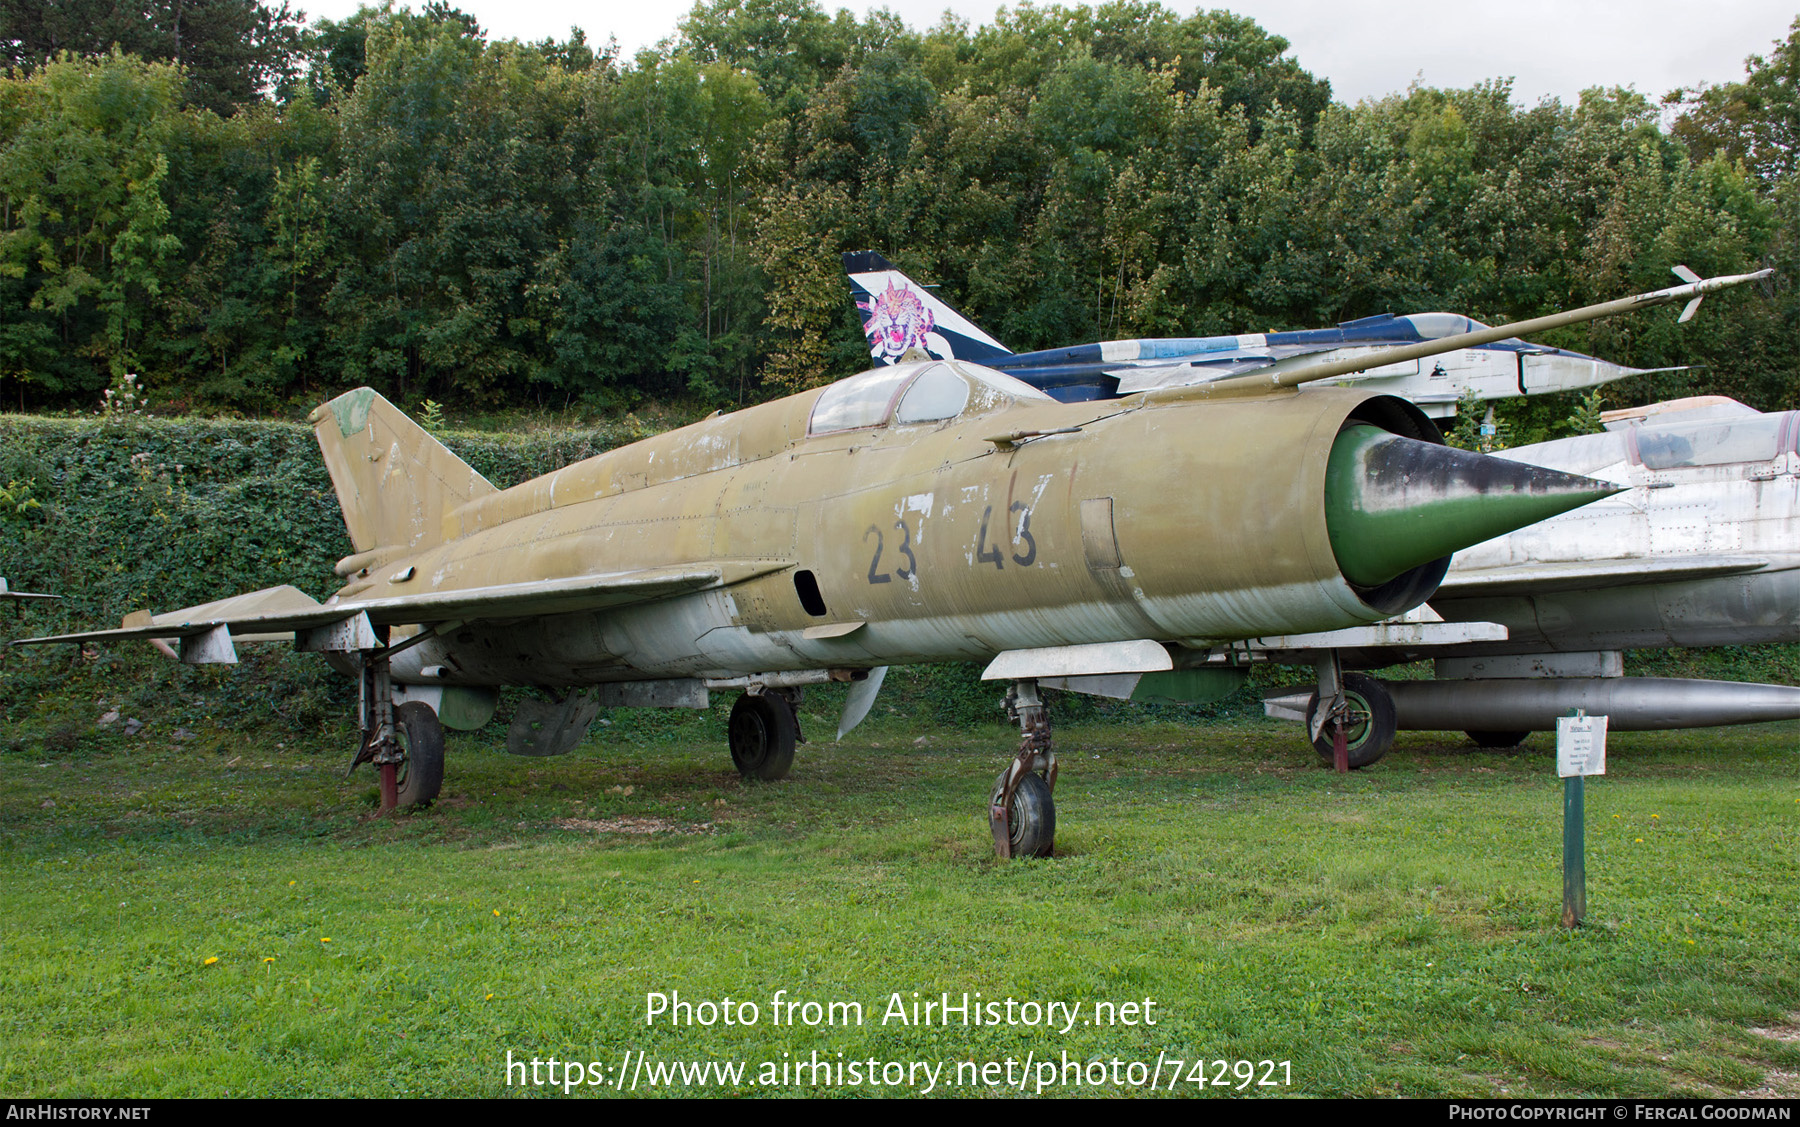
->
[1556,714,1608,778]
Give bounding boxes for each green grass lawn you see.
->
[1,707,1796,1097]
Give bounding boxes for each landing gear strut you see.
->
[989,680,1057,859]
[1305,653,1396,771]
[346,648,444,810]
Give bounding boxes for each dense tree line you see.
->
[0,0,1796,419]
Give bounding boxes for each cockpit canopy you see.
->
[808,360,1054,436]
[1399,312,1489,339]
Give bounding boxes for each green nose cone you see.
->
[1325,426,1622,589]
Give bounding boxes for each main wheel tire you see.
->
[728,693,796,781]
[392,700,445,807]
[1306,673,1397,769]
[1003,771,1056,859]
[1466,730,1531,749]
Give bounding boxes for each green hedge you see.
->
[0,412,658,622]
[0,412,647,737]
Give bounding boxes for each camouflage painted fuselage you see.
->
[331,368,1437,689]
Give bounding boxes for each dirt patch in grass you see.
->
[1747,1015,1800,1044]
[1740,1069,1800,1098]
[1735,1016,1800,1097]
[552,815,709,835]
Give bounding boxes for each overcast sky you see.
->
[293,0,1799,107]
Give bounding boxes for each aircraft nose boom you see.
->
[1323,426,1621,588]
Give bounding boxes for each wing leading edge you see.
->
[11,561,791,650]
[1436,555,1788,598]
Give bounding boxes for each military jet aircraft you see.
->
[845,251,1663,412]
[1253,394,1800,759]
[13,269,1767,858]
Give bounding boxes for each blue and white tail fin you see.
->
[842,251,1012,365]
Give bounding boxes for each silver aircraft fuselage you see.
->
[1432,397,1800,654]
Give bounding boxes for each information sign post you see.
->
[1557,710,1608,928]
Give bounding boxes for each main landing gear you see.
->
[1305,654,1396,771]
[721,677,1058,859]
[346,647,444,811]
[728,688,801,781]
[989,680,1057,859]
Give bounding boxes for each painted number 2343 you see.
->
[867,506,1038,585]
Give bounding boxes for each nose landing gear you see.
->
[989,680,1057,859]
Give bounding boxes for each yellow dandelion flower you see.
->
[203,956,219,966]
[321,937,332,943]
[288,880,296,886]
[485,993,494,1001]
[493,909,500,917]
[263,957,275,964]
[1635,838,1644,843]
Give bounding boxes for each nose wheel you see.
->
[991,768,1055,859]
[988,680,1057,859]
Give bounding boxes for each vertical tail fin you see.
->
[842,251,1012,365]
[307,388,496,556]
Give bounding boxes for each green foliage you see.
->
[679,0,889,113]
[1564,388,1607,436]
[0,409,663,731]
[0,0,307,116]
[417,398,446,433]
[1669,17,1800,186]
[1446,388,1510,452]
[0,2,1794,415]
[0,477,41,521]
[0,415,347,628]
[96,371,152,420]
[0,53,186,396]
[0,409,655,625]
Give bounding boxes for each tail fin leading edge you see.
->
[842,251,1012,365]
[308,388,496,556]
